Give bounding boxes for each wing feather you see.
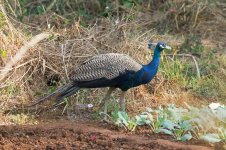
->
[69,53,142,81]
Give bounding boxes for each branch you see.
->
[0,33,51,82]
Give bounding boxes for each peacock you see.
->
[30,42,171,119]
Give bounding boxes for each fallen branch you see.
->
[0,33,51,82]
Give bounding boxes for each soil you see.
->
[0,119,217,150]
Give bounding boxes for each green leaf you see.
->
[200,133,221,143]
[179,133,192,141]
[179,120,192,131]
[36,5,45,14]
[118,111,129,126]
[214,107,226,121]
[135,111,154,126]
[135,115,146,125]
[218,127,226,140]
[155,128,173,135]
[128,118,137,131]
[161,120,178,130]
[174,129,183,137]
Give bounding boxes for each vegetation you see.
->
[111,103,226,143]
[0,0,226,147]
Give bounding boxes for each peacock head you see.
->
[156,42,171,52]
[148,42,171,52]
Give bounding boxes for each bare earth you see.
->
[0,119,214,150]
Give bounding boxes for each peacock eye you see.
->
[159,44,165,48]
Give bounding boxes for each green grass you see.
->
[8,113,37,125]
[160,56,189,86]
[158,45,226,102]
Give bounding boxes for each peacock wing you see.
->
[69,53,142,82]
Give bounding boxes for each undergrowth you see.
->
[0,0,226,132]
[158,37,226,101]
[111,103,226,143]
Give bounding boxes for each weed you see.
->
[160,57,188,85]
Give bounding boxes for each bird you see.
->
[30,42,171,120]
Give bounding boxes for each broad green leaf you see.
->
[155,128,173,135]
[200,133,221,143]
[161,120,178,130]
[179,120,192,131]
[214,107,226,121]
[179,133,192,141]
[135,115,146,125]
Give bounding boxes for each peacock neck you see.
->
[146,49,161,69]
[140,49,161,84]
[153,49,161,59]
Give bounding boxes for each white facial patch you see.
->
[159,45,164,49]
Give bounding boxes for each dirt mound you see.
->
[0,120,213,150]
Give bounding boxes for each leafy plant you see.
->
[135,108,153,126]
[112,103,226,143]
[150,105,193,141]
[113,110,137,131]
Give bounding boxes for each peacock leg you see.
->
[103,87,116,120]
[119,91,126,111]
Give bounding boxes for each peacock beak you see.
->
[159,44,172,50]
[165,45,172,50]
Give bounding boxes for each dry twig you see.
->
[0,33,51,82]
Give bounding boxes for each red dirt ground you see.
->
[0,119,217,150]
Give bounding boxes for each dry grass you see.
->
[0,11,158,111]
[145,0,226,49]
[0,0,226,119]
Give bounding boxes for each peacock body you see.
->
[31,42,171,120]
[70,53,143,90]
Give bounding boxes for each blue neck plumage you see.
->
[141,48,161,83]
[121,47,162,89]
[145,48,161,69]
